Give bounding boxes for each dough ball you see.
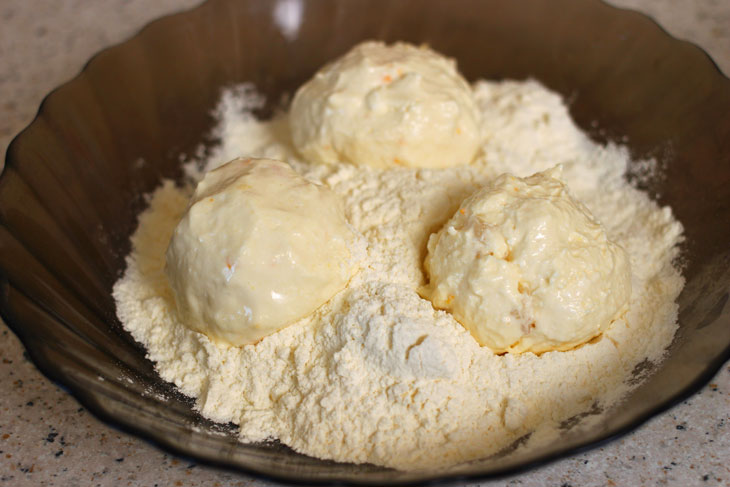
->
[290,41,482,168]
[421,167,631,354]
[165,158,360,346]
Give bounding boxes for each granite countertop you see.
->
[0,0,728,485]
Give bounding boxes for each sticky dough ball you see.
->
[290,41,482,168]
[165,158,360,346]
[422,168,631,354]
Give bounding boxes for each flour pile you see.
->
[113,79,684,471]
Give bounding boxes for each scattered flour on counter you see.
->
[113,79,685,471]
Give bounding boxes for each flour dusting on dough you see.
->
[113,79,684,471]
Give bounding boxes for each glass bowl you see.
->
[1,0,729,484]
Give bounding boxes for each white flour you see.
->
[113,79,685,471]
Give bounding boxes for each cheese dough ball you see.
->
[422,168,631,354]
[290,41,481,168]
[165,158,360,346]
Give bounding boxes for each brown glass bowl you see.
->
[1,0,729,484]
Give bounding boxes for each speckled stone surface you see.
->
[0,0,728,485]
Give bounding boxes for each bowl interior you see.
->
[1,0,729,484]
